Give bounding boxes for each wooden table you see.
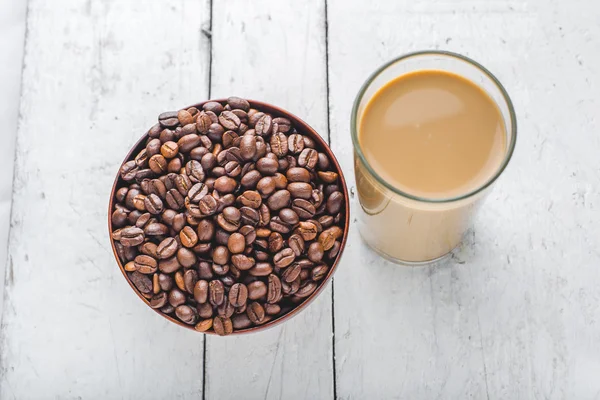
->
[1,0,599,398]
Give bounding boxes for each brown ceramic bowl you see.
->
[108,99,349,335]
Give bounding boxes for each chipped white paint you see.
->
[0,0,210,398]
[1,0,600,398]
[206,1,334,399]
[328,0,600,398]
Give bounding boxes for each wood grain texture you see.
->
[0,0,210,398]
[327,0,600,398]
[205,1,334,399]
[0,0,27,321]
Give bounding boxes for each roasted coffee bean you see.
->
[311,264,328,281]
[195,318,213,332]
[288,133,305,154]
[253,249,268,262]
[307,218,323,234]
[282,263,301,283]
[200,152,217,171]
[193,242,212,254]
[317,152,330,170]
[148,154,167,174]
[179,226,198,248]
[270,133,288,157]
[217,299,235,318]
[273,173,288,189]
[174,271,186,291]
[120,161,139,181]
[288,234,305,257]
[209,280,225,306]
[265,303,281,315]
[174,174,192,196]
[166,189,185,210]
[219,111,241,130]
[257,177,276,197]
[159,128,175,143]
[172,213,186,232]
[279,208,299,225]
[144,194,163,214]
[159,256,181,274]
[249,262,273,277]
[241,170,262,188]
[120,227,144,247]
[141,242,159,259]
[273,248,295,268]
[177,248,196,268]
[307,242,325,262]
[197,302,213,319]
[150,292,168,309]
[213,245,230,265]
[132,194,147,211]
[267,190,291,210]
[158,274,174,291]
[168,288,186,307]
[129,271,152,293]
[203,101,224,114]
[196,219,215,242]
[295,281,317,298]
[286,167,310,183]
[327,191,344,214]
[328,240,341,260]
[111,209,128,228]
[227,96,250,111]
[208,123,225,142]
[217,206,241,232]
[185,160,205,183]
[256,157,278,175]
[215,229,230,246]
[198,261,214,280]
[300,269,310,281]
[188,183,208,203]
[268,232,284,253]
[247,281,267,302]
[255,114,272,136]
[269,217,291,234]
[298,148,318,169]
[246,302,265,324]
[199,194,218,215]
[238,225,256,246]
[296,221,318,241]
[318,215,334,229]
[178,134,201,153]
[318,171,339,183]
[116,187,129,203]
[176,305,197,325]
[194,280,209,303]
[267,274,282,303]
[134,255,158,274]
[238,190,261,208]
[214,176,237,193]
[229,283,248,307]
[224,161,241,177]
[161,141,179,159]
[227,232,246,254]
[213,316,233,336]
[288,182,313,199]
[196,112,213,134]
[232,313,252,329]
[183,270,198,294]
[231,254,255,271]
[239,206,260,226]
[239,135,256,161]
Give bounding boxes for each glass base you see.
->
[359,230,457,266]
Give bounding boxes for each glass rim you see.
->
[350,50,518,204]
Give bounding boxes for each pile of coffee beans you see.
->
[111,97,345,335]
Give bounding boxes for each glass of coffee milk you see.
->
[352,51,516,264]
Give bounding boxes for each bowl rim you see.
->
[107,99,350,335]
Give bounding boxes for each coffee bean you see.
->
[239,135,257,161]
[265,303,281,315]
[208,123,225,142]
[132,194,147,211]
[327,191,344,214]
[246,302,265,324]
[267,274,282,303]
[172,213,186,232]
[215,229,230,246]
[120,227,144,247]
[295,281,317,298]
[185,160,205,183]
[318,215,334,229]
[288,234,305,257]
[279,208,299,225]
[203,101,224,114]
[134,255,157,274]
[218,111,240,131]
[195,318,213,332]
[141,242,159,259]
[256,157,278,175]
[196,219,215,242]
[213,316,233,336]
[258,204,271,227]
[194,280,209,303]
[239,206,260,226]
[111,209,128,228]
[179,226,198,248]
[288,182,313,199]
[166,189,185,210]
[213,245,230,265]
[311,264,328,281]
[273,248,295,268]
[183,270,198,294]
[247,281,267,300]
[214,176,237,193]
[231,254,255,271]
[197,302,213,319]
[228,232,246,254]
[176,305,197,325]
[282,263,301,283]
[270,133,288,157]
[199,194,218,215]
[158,274,174,292]
[120,161,139,181]
[144,193,164,214]
[177,247,197,268]
[249,262,273,277]
[168,288,186,307]
[286,167,310,183]
[268,232,284,253]
[135,148,148,167]
[227,96,250,111]
[308,242,325,262]
[224,161,242,177]
[256,177,276,197]
[296,221,318,241]
[150,292,168,309]
[288,133,305,154]
[217,299,235,318]
[159,256,181,274]
[298,148,318,169]
[267,190,291,211]
[232,314,252,329]
[255,114,272,136]
[188,183,208,203]
[148,154,167,174]
[238,190,261,209]
[174,271,186,291]
[217,206,241,232]
[161,141,179,159]
[241,170,262,188]
[129,271,152,293]
[228,283,248,308]
[209,280,225,306]
[269,217,291,234]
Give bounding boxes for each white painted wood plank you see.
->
[0,0,27,322]
[206,1,334,399]
[328,0,600,398]
[0,1,210,398]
